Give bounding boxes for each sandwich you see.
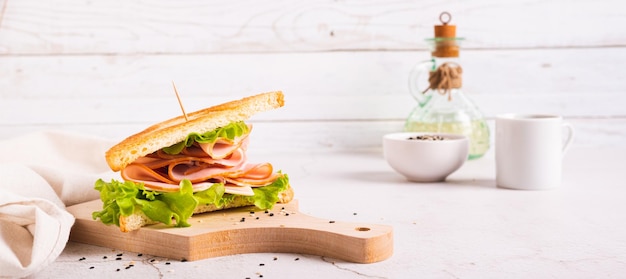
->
[92,91,293,232]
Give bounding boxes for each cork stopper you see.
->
[434,12,456,38]
[431,12,460,58]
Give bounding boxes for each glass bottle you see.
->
[405,12,490,160]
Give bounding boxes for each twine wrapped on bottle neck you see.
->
[422,62,463,101]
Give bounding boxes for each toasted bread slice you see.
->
[119,185,294,232]
[105,91,284,171]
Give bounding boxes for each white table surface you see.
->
[30,146,626,279]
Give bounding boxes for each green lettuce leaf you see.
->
[162,121,249,155]
[92,179,141,226]
[92,173,290,228]
[194,183,226,207]
[158,180,198,227]
[93,179,209,228]
[245,173,290,209]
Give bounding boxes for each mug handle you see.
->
[562,122,574,156]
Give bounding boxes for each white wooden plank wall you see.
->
[1,0,625,150]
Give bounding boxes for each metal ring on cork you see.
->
[439,11,452,25]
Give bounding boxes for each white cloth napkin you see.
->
[0,131,118,278]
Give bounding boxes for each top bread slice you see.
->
[105,91,285,171]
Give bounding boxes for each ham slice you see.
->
[166,149,247,182]
[121,164,176,184]
[225,172,281,187]
[121,126,279,196]
[198,131,250,159]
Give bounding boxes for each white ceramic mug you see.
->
[495,114,574,190]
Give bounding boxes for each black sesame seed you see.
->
[150,259,156,263]
[116,268,120,272]
[181,259,188,262]
[125,266,131,269]
[273,257,278,261]
[353,213,357,215]
[255,217,259,220]
[165,262,171,265]
[281,207,285,210]
[116,253,123,257]
[102,256,107,259]
[264,210,269,213]
[259,263,265,266]
[285,213,290,216]
[295,257,300,261]
[250,211,255,214]
[240,217,246,222]
[116,257,122,261]
[269,213,274,217]
[89,266,94,269]
[329,220,335,223]
[79,257,86,261]
[137,253,143,257]
[260,275,264,278]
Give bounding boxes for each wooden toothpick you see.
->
[172,81,189,122]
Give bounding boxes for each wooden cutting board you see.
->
[67,199,393,263]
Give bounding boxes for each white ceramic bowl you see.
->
[383,132,469,182]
